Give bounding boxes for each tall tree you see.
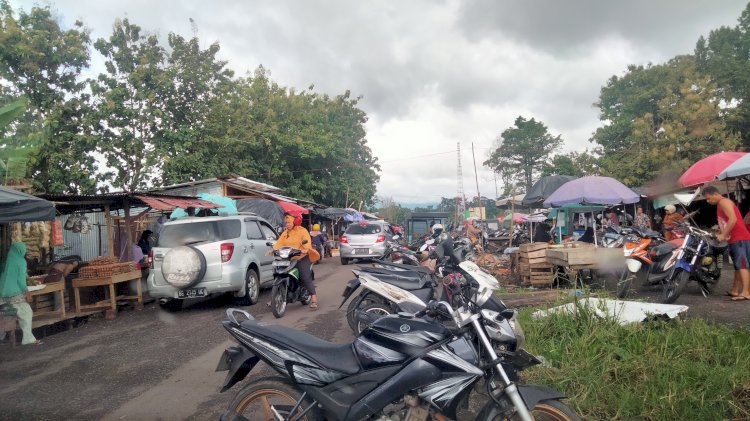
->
[541,150,599,177]
[89,19,169,191]
[159,30,235,184]
[484,116,562,192]
[593,56,739,186]
[695,2,750,146]
[0,2,95,193]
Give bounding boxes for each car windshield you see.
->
[346,224,382,235]
[157,220,241,247]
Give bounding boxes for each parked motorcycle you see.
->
[269,246,314,318]
[615,215,724,303]
[342,235,476,333]
[377,236,421,266]
[216,280,581,420]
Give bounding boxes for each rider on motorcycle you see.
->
[273,213,320,310]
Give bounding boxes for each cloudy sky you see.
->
[12,0,750,205]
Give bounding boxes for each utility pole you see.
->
[471,142,483,219]
[456,142,466,227]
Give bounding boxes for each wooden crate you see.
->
[521,272,556,286]
[519,256,550,266]
[519,242,549,253]
[31,291,70,312]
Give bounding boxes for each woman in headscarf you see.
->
[0,242,40,345]
[663,205,684,241]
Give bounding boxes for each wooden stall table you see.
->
[546,244,624,287]
[72,270,143,319]
[29,280,66,319]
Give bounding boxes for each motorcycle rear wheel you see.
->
[272,282,288,318]
[356,302,392,334]
[226,377,323,421]
[480,398,582,421]
[662,269,689,304]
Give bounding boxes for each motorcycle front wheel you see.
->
[615,269,632,299]
[479,398,582,421]
[226,377,323,421]
[662,268,689,304]
[272,282,289,318]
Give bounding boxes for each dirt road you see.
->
[0,259,358,420]
[1,258,746,420]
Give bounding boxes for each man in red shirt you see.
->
[703,186,750,301]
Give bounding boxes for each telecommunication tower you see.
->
[456,142,466,225]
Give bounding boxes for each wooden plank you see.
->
[520,256,548,265]
[519,242,548,253]
[520,249,547,259]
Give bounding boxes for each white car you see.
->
[339,221,394,265]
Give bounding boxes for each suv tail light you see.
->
[376,234,385,243]
[340,235,348,244]
[221,243,235,263]
[148,250,154,269]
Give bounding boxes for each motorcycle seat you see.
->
[652,242,678,257]
[370,261,432,273]
[239,320,361,375]
[359,268,431,290]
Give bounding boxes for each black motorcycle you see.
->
[269,246,313,318]
[216,283,581,420]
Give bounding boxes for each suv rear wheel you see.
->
[236,269,260,306]
[159,299,183,312]
[340,257,350,265]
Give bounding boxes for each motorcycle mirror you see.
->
[266,241,275,247]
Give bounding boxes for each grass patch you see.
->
[518,304,750,420]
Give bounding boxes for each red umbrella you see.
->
[277,200,309,216]
[678,152,747,187]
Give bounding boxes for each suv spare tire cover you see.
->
[161,246,207,289]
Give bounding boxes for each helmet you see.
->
[312,223,320,231]
[432,223,444,235]
[665,205,676,214]
[284,213,303,226]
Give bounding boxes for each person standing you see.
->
[273,213,320,309]
[703,186,750,301]
[634,206,652,230]
[0,242,40,345]
[608,209,620,227]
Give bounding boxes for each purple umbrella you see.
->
[543,176,640,207]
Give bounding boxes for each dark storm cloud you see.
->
[456,0,749,58]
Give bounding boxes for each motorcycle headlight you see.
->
[702,256,713,266]
[626,258,642,273]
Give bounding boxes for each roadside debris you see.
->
[532,297,689,325]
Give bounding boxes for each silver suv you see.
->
[147,214,278,311]
[339,220,393,265]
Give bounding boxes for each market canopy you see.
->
[235,198,286,227]
[135,195,220,211]
[0,186,55,223]
[678,151,746,187]
[495,193,525,208]
[543,176,640,207]
[522,175,578,207]
[718,153,750,180]
[277,200,309,216]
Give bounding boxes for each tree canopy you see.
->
[484,116,562,193]
[0,3,380,207]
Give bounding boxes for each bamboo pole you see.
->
[105,205,114,257]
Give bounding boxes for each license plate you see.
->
[354,248,368,255]
[273,260,291,267]
[177,288,207,298]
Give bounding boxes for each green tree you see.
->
[0,2,95,193]
[89,18,169,191]
[593,56,739,186]
[542,150,599,177]
[159,30,235,185]
[484,116,563,192]
[695,2,750,145]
